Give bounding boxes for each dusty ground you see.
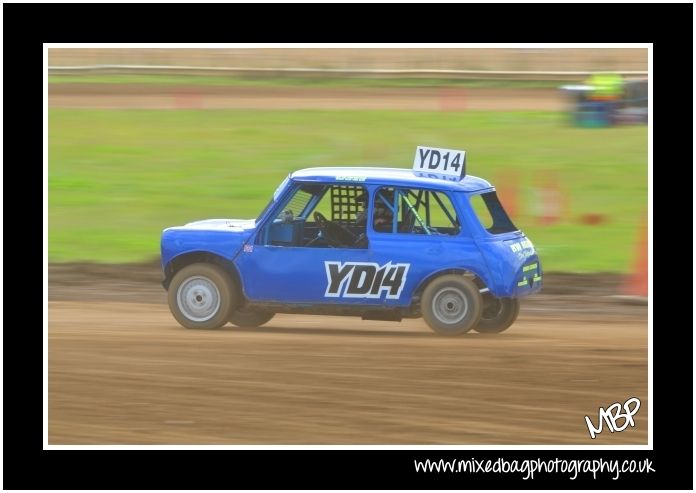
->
[48,84,564,111]
[48,264,648,445]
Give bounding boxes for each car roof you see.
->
[289,167,493,193]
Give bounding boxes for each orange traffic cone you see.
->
[621,217,648,299]
[533,172,565,226]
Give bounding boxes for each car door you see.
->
[235,241,374,304]
[235,181,376,305]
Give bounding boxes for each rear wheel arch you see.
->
[412,267,488,303]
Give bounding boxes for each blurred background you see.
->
[48,47,648,286]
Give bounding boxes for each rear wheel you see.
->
[229,307,275,327]
[421,275,482,336]
[167,263,238,329]
[474,296,520,334]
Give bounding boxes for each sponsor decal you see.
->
[509,239,534,253]
[324,261,410,299]
[510,239,535,260]
[336,175,367,182]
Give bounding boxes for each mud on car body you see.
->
[161,146,542,335]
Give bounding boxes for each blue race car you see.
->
[161,146,542,335]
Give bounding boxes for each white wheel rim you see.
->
[432,287,468,324]
[177,275,221,322]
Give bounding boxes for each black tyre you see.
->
[474,296,520,334]
[421,275,482,336]
[167,263,238,329]
[229,307,275,328]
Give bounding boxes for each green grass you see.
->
[48,74,564,89]
[49,109,648,272]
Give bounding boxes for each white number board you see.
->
[413,146,466,179]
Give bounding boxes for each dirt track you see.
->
[49,84,564,111]
[48,265,648,445]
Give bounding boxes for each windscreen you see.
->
[256,176,291,222]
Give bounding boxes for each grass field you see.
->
[48,109,648,272]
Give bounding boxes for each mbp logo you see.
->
[324,261,410,299]
[584,397,641,439]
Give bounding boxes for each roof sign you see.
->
[413,146,466,180]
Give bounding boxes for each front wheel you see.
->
[421,275,482,336]
[229,307,275,327]
[167,263,238,329]
[473,296,520,334]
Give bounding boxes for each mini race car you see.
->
[161,146,542,335]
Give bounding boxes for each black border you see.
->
[5,2,692,490]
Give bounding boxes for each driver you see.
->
[356,190,394,232]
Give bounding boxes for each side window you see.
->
[262,184,320,247]
[372,187,396,232]
[274,187,314,223]
[263,183,368,248]
[309,184,367,248]
[469,194,493,230]
[427,192,459,231]
[470,192,517,234]
[372,187,459,235]
[314,185,366,225]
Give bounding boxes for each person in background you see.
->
[586,72,624,124]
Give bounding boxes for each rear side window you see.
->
[470,192,517,234]
[372,187,459,236]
